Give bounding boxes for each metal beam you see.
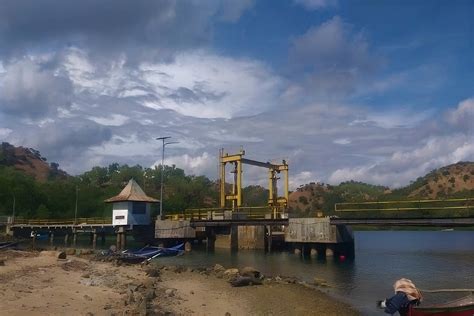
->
[190,219,289,227]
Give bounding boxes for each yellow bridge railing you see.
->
[11,217,112,226]
[335,198,474,212]
[165,206,286,221]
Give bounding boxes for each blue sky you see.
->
[0,0,472,188]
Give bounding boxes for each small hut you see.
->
[105,179,159,226]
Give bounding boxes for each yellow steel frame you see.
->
[219,148,289,218]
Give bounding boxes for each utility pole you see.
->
[74,185,78,225]
[11,192,15,224]
[156,136,178,219]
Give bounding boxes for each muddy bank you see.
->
[0,249,360,315]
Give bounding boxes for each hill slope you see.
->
[288,162,474,216]
[0,142,67,181]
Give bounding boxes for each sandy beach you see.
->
[0,249,360,315]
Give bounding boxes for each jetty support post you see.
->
[92,229,97,250]
[116,226,125,250]
[64,233,69,247]
[32,231,36,249]
[121,230,127,249]
[49,231,54,248]
[72,229,77,247]
[206,227,216,252]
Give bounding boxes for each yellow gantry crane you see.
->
[219,148,289,218]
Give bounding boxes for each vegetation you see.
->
[0,142,472,220]
[0,163,219,219]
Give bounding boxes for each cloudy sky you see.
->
[0,0,472,189]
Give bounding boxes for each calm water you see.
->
[33,230,474,315]
[154,231,474,315]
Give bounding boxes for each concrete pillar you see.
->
[32,231,36,249]
[310,248,318,258]
[116,233,121,250]
[92,231,97,250]
[64,233,69,247]
[121,232,126,249]
[116,226,125,250]
[73,232,77,247]
[206,227,215,252]
[49,232,54,248]
[302,244,311,258]
[184,241,192,252]
[325,245,334,257]
[266,226,272,252]
[230,225,238,251]
[294,247,301,256]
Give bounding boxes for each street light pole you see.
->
[156,136,179,219]
[11,192,15,224]
[74,185,78,225]
[156,136,171,219]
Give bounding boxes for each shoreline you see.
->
[0,248,360,315]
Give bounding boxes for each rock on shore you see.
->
[0,249,360,315]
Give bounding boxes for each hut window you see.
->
[132,202,146,214]
[115,215,125,220]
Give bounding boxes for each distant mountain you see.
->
[0,142,68,181]
[288,162,473,216]
[288,181,388,216]
[392,161,474,199]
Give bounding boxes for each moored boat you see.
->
[118,243,185,263]
[411,290,474,316]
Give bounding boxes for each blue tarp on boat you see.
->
[119,243,184,263]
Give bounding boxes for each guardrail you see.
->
[335,198,474,212]
[165,206,287,221]
[11,217,112,226]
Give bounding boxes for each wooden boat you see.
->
[411,290,474,316]
[119,243,184,264]
[0,241,18,249]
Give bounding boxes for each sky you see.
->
[0,0,472,189]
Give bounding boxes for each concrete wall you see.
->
[238,226,265,250]
[112,202,128,226]
[285,218,338,243]
[112,202,152,226]
[155,219,196,239]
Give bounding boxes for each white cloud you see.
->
[88,114,129,126]
[60,49,285,119]
[351,108,434,129]
[140,51,285,118]
[447,98,474,133]
[158,152,216,177]
[0,58,73,118]
[329,134,474,187]
[0,128,12,138]
[289,171,315,190]
[333,138,351,145]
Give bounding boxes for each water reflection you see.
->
[157,231,474,315]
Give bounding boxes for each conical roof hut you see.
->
[106,179,158,226]
[105,179,159,203]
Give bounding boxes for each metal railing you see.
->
[11,217,112,226]
[335,198,474,212]
[165,206,287,221]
